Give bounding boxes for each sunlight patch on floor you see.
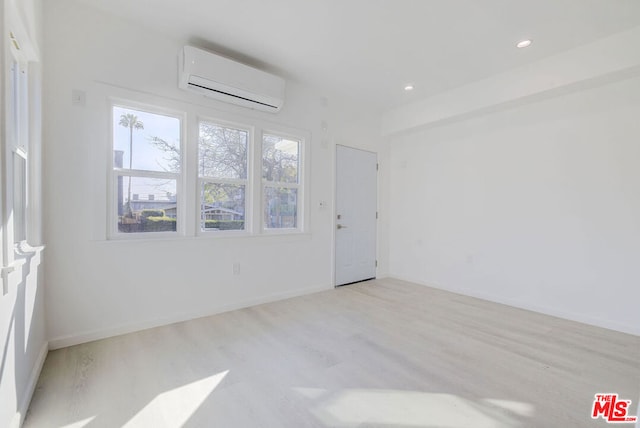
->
[59,416,96,428]
[294,388,531,427]
[123,370,228,427]
[483,399,535,418]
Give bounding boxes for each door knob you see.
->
[337,224,347,229]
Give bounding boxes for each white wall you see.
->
[0,0,47,426]
[388,74,640,335]
[43,0,382,348]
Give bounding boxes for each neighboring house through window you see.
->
[198,120,249,232]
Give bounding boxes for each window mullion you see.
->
[200,177,247,186]
[252,127,263,234]
[114,168,179,180]
[184,110,198,237]
[263,181,299,190]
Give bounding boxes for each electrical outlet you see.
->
[233,263,240,275]
[72,89,86,106]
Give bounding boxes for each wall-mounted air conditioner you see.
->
[178,46,285,113]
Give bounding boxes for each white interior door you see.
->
[335,145,377,286]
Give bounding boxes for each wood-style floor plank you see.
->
[24,278,640,427]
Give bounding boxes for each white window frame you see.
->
[261,130,305,234]
[2,45,26,281]
[108,100,186,239]
[2,8,42,293]
[103,92,310,240]
[197,117,253,236]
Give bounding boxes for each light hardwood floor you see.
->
[25,278,639,427]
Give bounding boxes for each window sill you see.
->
[108,231,179,241]
[99,231,312,244]
[197,230,311,241]
[1,242,45,281]
[15,241,46,256]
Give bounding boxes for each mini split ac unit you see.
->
[178,46,285,113]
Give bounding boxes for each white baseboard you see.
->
[12,341,48,428]
[49,283,332,350]
[389,274,640,337]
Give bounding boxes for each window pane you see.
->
[201,183,245,231]
[199,122,248,179]
[113,106,181,173]
[9,61,19,147]
[262,134,299,183]
[118,176,177,233]
[13,153,26,243]
[264,187,297,229]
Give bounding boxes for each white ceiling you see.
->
[78,0,640,111]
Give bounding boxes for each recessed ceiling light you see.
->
[404,84,414,91]
[516,39,532,49]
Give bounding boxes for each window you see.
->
[262,134,301,230]
[13,151,27,242]
[2,14,43,294]
[9,57,28,244]
[198,121,249,232]
[106,97,306,239]
[111,106,182,235]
